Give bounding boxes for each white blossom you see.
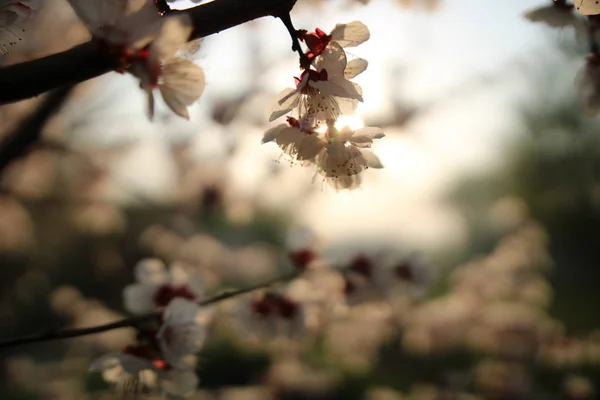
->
[262,116,325,162]
[123,258,205,315]
[156,298,213,370]
[314,122,384,190]
[0,0,39,54]
[268,43,363,122]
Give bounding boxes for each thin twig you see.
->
[0,271,298,350]
[0,0,298,104]
[277,13,311,69]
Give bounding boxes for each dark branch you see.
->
[0,271,298,350]
[0,0,298,105]
[0,85,74,174]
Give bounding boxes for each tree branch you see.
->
[0,0,298,105]
[0,85,74,175]
[0,271,298,350]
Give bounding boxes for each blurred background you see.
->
[1,0,600,398]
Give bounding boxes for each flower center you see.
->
[153,284,197,307]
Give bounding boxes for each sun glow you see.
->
[335,115,365,131]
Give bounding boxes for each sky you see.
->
[64,0,579,254]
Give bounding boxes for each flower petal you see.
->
[267,88,299,122]
[310,79,363,101]
[161,370,199,397]
[135,258,168,285]
[159,58,206,119]
[360,149,384,169]
[123,283,158,315]
[262,124,288,144]
[344,58,368,79]
[330,21,370,47]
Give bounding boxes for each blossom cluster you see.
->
[64,0,206,119]
[262,22,385,190]
[525,1,600,113]
[90,258,213,398]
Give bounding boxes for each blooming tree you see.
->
[1,1,600,399]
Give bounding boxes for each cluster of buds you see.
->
[90,259,213,398]
[342,252,432,304]
[524,1,600,113]
[262,21,385,190]
[66,0,205,119]
[0,0,39,54]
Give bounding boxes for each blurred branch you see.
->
[0,271,298,350]
[0,85,74,175]
[0,0,298,104]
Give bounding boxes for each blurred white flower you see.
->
[234,290,306,340]
[157,297,213,369]
[124,258,205,315]
[0,0,40,54]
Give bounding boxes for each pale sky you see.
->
[65,0,578,254]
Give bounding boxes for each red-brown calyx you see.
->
[298,28,332,63]
[96,42,161,87]
[294,68,328,89]
[289,248,316,271]
[153,284,197,307]
[252,292,299,320]
[347,254,373,278]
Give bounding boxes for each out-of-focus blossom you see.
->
[124,258,205,314]
[157,297,212,369]
[0,0,40,54]
[233,290,306,340]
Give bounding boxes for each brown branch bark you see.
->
[0,271,298,350]
[0,0,298,105]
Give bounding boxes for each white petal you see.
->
[159,58,206,119]
[135,258,168,285]
[158,300,210,369]
[310,79,363,101]
[360,149,384,169]
[89,353,155,375]
[296,135,325,161]
[123,283,158,314]
[267,88,300,122]
[330,21,370,47]
[316,42,347,78]
[351,127,385,147]
[162,298,201,326]
[151,15,193,60]
[262,124,288,143]
[161,370,199,397]
[344,58,368,79]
